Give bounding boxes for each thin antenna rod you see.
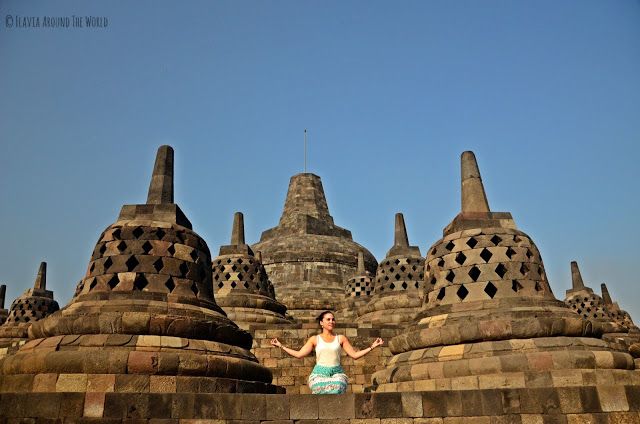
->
[304,129,307,173]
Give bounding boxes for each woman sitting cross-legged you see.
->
[270,310,384,394]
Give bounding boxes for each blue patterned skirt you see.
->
[308,364,348,394]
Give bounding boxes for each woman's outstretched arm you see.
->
[270,336,316,359]
[341,336,384,360]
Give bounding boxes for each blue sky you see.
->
[1,1,639,318]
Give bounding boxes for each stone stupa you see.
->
[372,151,639,392]
[252,173,377,321]
[0,146,279,396]
[563,261,623,335]
[212,212,293,329]
[0,262,59,345]
[339,251,374,320]
[357,213,424,325]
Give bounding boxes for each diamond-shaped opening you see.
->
[466,237,478,248]
[400,265,406,272]
[231,264,237,272]
[455,252,467,265]
[512,280,523,292]
[237,258,243,264]
[495,264,507,278]
[156,229,166,239]
[520,263,529,276]
[446,270,455,283]
[445,241,456,251]
[526,249,533,259]
[167,244,176,256]
[412,265,418,271]
[217,281,224,288]
[117,241,127,252]
[125,256,139,272]
[103,257,113,270]
[402,282,408,289]
[153,258,164,272]
[457,285,469,300]
[190,249,198,261]
[468,266,481,282]
[394,259,400,265]
[238,273,243,280]
[224,273,231,280]
[243,282,249,289]
[407,273,413,280]
[385,261,390,266]
[430,277,437,285]
[535,281,543,291]
[480,248,493,263]
[243,265,249,272]
[89,279,98,290]
[132,227,144,239]
[431,247,437,255]
[90,262,95,273]
[389,267,395,273]
[505,247,516,259]
[213,274,219,281]
[226,258,232,264]
[389,283,395,290]
[191,282,199,296]
[414,281,420,288]
[491,235,502,245]
[165,277,176,292]
[179,262,189,277]
[249,274,255,280]
[142,241,153,254]
[438,259,445,267]
[395,274,401,280]
[99,244,107,255]
[107,275,119,290]
[484,282,498,298]
[112,229,122,239]
[230,281,237,288]
[419,273,424,279]
[133,275,148,291]
[514,235,521,243]
[384,276,389,281]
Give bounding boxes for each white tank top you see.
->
[315,334,342,367]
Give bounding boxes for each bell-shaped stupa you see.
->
[563,261,623,334]
[213,212,293,329]
[372,151,638,391]
[0,146,279,394]
[0,285,8,325]
[0,262,59,343]
[357,213,424,325]
[252,173,377,321]
[338,251,374,319]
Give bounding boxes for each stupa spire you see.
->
[394,213,409,247]
[601,283,613,305]
[461,151,490,213]
[570,261,585,290]
[34,262,46,291]
[146,145,174,204]
[357,251,365,274]
[231,212,245,245]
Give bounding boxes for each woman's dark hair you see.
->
[316,310,334,326]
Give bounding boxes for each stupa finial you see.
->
[570,261,585,290]
[601,283,613,305]
[0,284,5,309]
[146,145,174,205]
[34,262,47,291]
[394,213,409,247]
[231,212,245,245]
[461,151,490,213]
[357,251,365,274]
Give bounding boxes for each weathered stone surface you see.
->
[252,173,377,321]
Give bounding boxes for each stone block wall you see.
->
[250,324,399,393]
[2,387,640,422]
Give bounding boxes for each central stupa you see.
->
[252,173,377,321]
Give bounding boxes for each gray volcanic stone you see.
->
[252,173,377,321]
[0,145,279,394]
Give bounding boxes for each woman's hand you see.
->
[371,337,384,349]
[270,338,282,348]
